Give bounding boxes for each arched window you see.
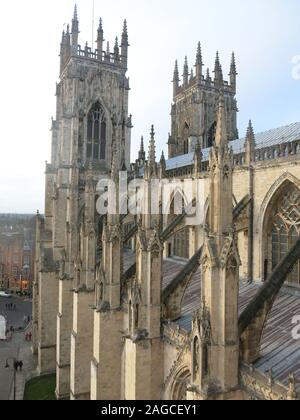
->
[207,121,217,148]
[168,193,190,259]
[87,102,106,160]
[134,304,139,330]
[182,122,189,155]
[173,228,190,259]
[270,185,300,286]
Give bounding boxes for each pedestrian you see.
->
[29,332,32,341]
[13,361,18,372]
[19,361,23,372]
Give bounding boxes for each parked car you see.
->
[0,291,12,298]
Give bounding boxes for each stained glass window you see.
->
[271,186,300,286]
[86,102,106,160]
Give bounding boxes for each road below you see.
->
[0,296,33,400]
[0,296,32,329]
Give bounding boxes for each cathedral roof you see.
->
[123,248,300,395]
[165,121,300,170]
[177,268,300,395]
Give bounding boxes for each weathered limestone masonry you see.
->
[124,127,164,400]
[188,94,240,400]
[35,4,300,401]
[91,127,124,401]
[34,6,131,400]
[169,46,238,157]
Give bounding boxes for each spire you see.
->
[114,37,120,62]
[160,150,166,176]
[208,91,233,237]
[97,18,104,60]
[121,19,129,69]
[138,136,146,162]
[122,19,128,37]
[60,30,67,73]
[195,42,203,83]
[65,25,71,57]
[205,68,211,85]
[214,92,227,148]
[61,29,66,45]
[85,41,90,57]
[230,52,237,75]
[173,60,180,97]
[105,41,110,61]
[148,125,157,175]
[214,52,223,85]
[71,4,79,49]
[190,68,194,82]
[183,56,189,86]
[229,52,238,93]
[73,4,78,20]
[244,120,256,165]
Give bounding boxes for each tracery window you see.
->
[271,186,300,286]
[173,227,190,259]
[183,123,189,155]
[86,102,106,160]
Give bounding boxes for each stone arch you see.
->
[86,101,107,160]
[170,366,191,401]
[165,188,191,259]
[84,97,112,163]
[259,172,300,281]
[165,187,190,219]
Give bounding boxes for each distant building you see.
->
[0,215,35,293]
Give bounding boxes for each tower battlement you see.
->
[60,6,129,75]
[169,44,238,158]
[173,47,237,99]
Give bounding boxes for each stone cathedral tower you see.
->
[169,46,238,157]
[33,6,131,400]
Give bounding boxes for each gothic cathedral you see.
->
[33,6,300,400]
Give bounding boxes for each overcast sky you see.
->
[0,0,299,214]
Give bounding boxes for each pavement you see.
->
[0,296,32,330]
[0,297,36,400]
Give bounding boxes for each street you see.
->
[0,296,32,329]
[0,296,32,400]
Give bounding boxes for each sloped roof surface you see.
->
[165,122,300,170]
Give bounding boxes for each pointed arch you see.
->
[86,101,107,161]
[165,187,191,260]
[259,172,300,281]
[170,366,191,401]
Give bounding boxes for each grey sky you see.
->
[0,0,299,213]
